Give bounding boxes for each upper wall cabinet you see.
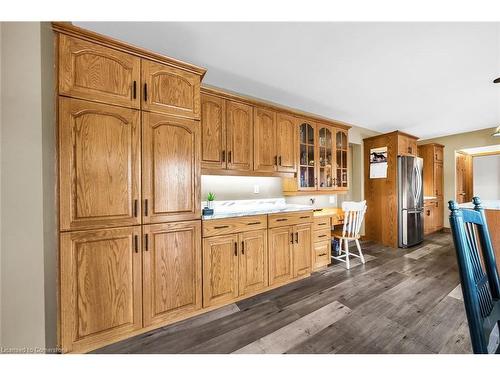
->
[201,93,226,170]
[59,97,141,231]
[142,112,201,224]
[284,121,349,194]
[142,60,201,120]
[254,107,277,173]
[59,35,141,109]
[397,133,418,156]
[226,100,254,172]
[276,113,297,173]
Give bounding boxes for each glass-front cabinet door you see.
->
[317,125,334,189]
[335,129,349,189]
[299,122,317,190]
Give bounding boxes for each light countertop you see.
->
[200,198,343,220]
[201,198,313,220]
[458,200,500,211]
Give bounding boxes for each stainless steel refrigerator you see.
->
[398,155,424,248]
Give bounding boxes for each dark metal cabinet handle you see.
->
[144,83,148,101]
[222,150,226,162]
[426,210,431,216]
[228,151,232,163]
[234,242,238,256]
[278,156,282,166]
[134,235,139,253]
[144,199,149,216]
[274,155,278,165]
[295,232,298,243]
[315,177,318,187]
[435,202,439,207]
[214,225,229,229]
[318,223,327,226]
[241,241,245,255]
[276,218,288,222]
[133,199,138,217]
[300,216,309,219]
[144,234,149,251]
[132,81,137,99]
[290,233,294,244]
[319,253,327,257]
[247,222,261,226]
[318,234,327,238]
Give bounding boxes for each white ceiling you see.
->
[76,22,500,139]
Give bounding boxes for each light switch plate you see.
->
[329,195,336,204]
[253,185,260,194]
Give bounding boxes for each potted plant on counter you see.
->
[203,192,216,216]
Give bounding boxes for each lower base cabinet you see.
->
[268,223,312,285]
[60,220,202,353]
[313,240,331,269]
[424,199,443,235]
[142,221,202,328]
[203,229,268,307]
[60,226,143,353]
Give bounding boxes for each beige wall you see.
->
[0,22,56,351]
[419,127,500,227]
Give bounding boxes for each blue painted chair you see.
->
[448,197,500,354]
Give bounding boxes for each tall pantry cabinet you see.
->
[54,23,206,353]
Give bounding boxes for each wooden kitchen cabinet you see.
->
[283,121,349,194]
[60,226,143,353]
[293,224,313,277]
[141,60,201,120]
[276,113,297,173]
[202,228,268,307]
[424,200,436,235]
[253,107,277,173]
[226,100,254,172]
[313,240,331,270]
[58,34,141,109]
[238,230,268,295]
[142,221,202,328]
[268,226,294,285]
[59,97,141,231]
[268,212,313,285]
[200,93,226,170]
[202,234,239,307]
[142,112,201,224]
[418,143,444,199]
[398,134,418,156]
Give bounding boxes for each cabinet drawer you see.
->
[313,228,331,243]
[202,215,267,237]
[268,211,313,228]
[313,216,331,230]
[313,240,331,270]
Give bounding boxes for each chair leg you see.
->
[355,239,365,264]
[344,239,350,270]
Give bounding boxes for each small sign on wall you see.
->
[369,146,388,179]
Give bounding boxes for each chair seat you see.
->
[331,229,360,240]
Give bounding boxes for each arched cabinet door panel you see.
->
[253,107,277,173]
[201,93,226,169]
[59,34,141,109]
[142,60,201,120]
[142,112,201,224]
[226,100,253,171]
[59,97,141,231]
[276,113,297,173]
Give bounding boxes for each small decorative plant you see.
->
[206,192,216,209]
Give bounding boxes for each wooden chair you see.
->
[448,197,500,354]
[331,200,367,270]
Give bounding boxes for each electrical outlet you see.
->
[329,195,336,204]
[253,185,260,194]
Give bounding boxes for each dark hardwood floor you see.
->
[94,232,472,354]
